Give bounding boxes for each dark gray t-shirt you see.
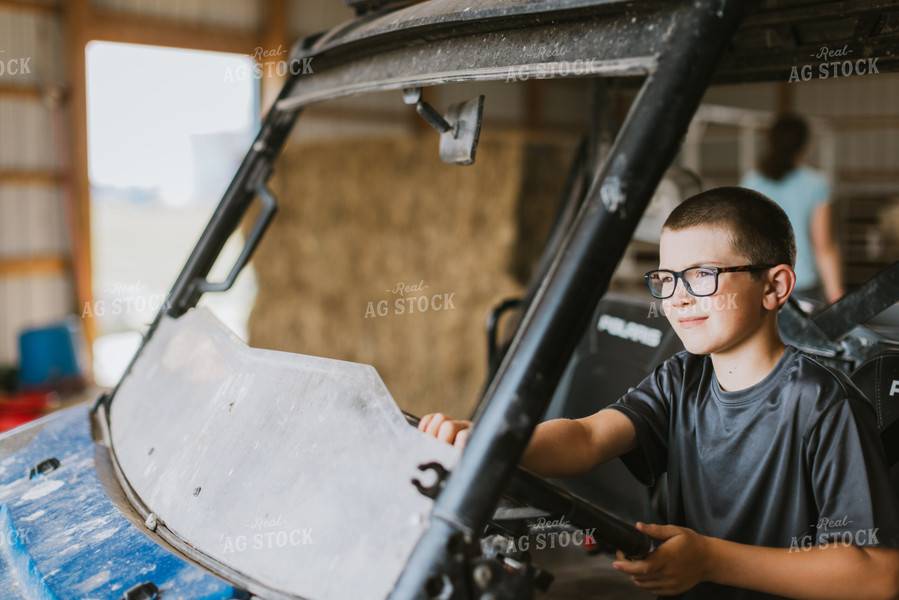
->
[607,345,899,600]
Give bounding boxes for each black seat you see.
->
[850,350,899,483]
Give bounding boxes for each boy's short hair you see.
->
[663,186,796,275]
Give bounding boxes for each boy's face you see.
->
[657,225,771,357]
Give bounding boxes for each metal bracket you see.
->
[412,461,450,500]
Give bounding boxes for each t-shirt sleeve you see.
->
[806,394,899,549]
[603,355,682,487]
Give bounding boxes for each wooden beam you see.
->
[774,81,792,114]
[0,170,62,185]
[0,255,70,277]
[695,167,899,186]
[836,168,899,183]
[261,0,289,114]
[86,10,262,55]
[0,84,42,100]
[829,115,899,131]
[0,0,60,14]
[64,0,96,356]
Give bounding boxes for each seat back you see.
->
[850,350,899,471]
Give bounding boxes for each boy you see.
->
[419,187,899,599]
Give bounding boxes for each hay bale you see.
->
[248,131,570,418]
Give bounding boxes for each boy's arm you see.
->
[418,409,639,479]
[520,409,638,478]
[614,523,899,600]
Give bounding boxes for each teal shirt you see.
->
[740,167,830,291]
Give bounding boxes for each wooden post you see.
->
[261,0,289,116]
[63,0,96,358]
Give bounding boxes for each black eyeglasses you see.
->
[644,265,776,299]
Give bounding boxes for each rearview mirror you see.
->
[439,96,485,166]
[403,88,485,166]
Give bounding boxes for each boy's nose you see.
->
[670,282,695,307]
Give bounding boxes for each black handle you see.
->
[196,180,278,294]
[505,468,652,560]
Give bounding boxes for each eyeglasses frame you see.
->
[643,264,778,299]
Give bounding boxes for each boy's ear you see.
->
[764,265,796,310]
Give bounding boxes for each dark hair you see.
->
[663,187,796,276]
[759,114,809,181]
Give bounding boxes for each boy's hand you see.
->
[612,522,711,596]
[417,412,471,449]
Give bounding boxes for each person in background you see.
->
[741,114,844,303]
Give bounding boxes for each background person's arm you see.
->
[811,201,844,302]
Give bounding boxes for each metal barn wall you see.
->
[0,0,286,371]
[794,74,899,286]
[697,74,899,290]
[794,74,899,175]
[0,3,70,365]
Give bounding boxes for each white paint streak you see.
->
[20,478,64,501]
[600,176,626,213]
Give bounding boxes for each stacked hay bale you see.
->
[248,131,571,418]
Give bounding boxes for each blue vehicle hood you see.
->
[0,402,243,600]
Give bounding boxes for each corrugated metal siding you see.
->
[0,99,57,170]
[794,74,899,287]
[90,0,262,30]
[793,72,899,116]
[0,5,71,366]
[0,276,74,364]
[794,73,899,171]
[0,186,68,256]
[0,7,65,86]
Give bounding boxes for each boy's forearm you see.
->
[705,538,899,600]
[520,419,593,478]
[520,411,637,478]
